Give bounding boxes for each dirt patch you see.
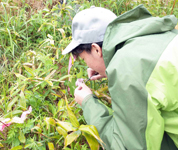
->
[0,0,63,15]
[12,0,61,11]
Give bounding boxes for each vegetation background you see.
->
[0,0,178,149]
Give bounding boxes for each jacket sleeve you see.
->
[82,94,126,150]
[81,78,155,150]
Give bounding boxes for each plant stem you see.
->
[171,0,176,14]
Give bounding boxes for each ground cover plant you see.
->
[0,0,178,149]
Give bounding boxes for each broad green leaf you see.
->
[18,130,26,143]
[56,126,67,138]
[56,121,77,132]
[64,130,81,147]
[83,132,99,150]
[10,145,23,150]
[76,68,83,78]
[10,86,20,97]
[20,90,26,110]
[48,142,54,150]
[79,125,103,143]
[57,99,64,111]
[4,110,23,118]
[66,98,80,128]
[44,117,56,129]
[7,97,18,111]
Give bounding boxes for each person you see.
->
[62,4,178,150]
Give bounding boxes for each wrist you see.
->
[82,94,97,106]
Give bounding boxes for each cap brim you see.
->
[62,39,80,55]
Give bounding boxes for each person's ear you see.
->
[91,43,102,57]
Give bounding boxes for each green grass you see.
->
[0,0,178,149]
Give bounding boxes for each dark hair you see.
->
[72,42,103,57]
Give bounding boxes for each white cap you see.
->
[62,6,117,55]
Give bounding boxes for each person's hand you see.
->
[74,83,92,106]
[87,68,105,80]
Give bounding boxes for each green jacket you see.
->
[81,5,178,150]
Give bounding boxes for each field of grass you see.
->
[0,0,178,149]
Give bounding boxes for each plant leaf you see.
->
[31,126,42,134]
[45,70,56,80]
[56,126,67,138]
[83,132,99,150]
[44,117,56,129]
[23,66,35,76]
[0,132,5,139]
[0,142,3,148]
[79,125,103,144]
[18,130,26,143]
[76,68,83,78]
[14,73,26,80]
[48,142,54,150]
[65,97,80,128]
[45,80,53,86]
[64,130,81,147]
[7,97,18,111]
[10,145,23,150]
[20,90,26,110]
[56,121,77,132]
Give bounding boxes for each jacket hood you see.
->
[102,4,178,68]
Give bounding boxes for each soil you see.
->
[0,0,63,15]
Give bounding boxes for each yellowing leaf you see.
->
[0,142,3,148]
[66,97,80,128]
[44,117,56,129]
[14,73,26,80]
[20,90,26,110]
[10,145,23,150]
[83,132,99,150]
[56,126,67,138]
[64,130,81,147]
[51,93,61,98]
[23,66,35,76]
[45,80,53,86]
[56,121,76,132]
[79,125,103,144]
[48,142,54,150]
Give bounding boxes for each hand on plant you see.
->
[74,83,92,106]
[87,68,105,80]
